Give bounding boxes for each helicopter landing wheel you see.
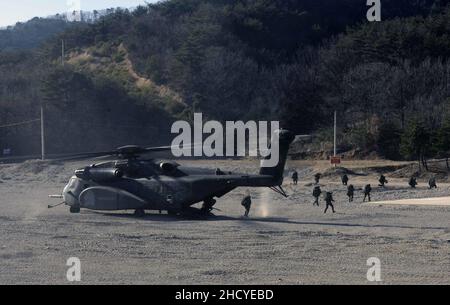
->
[167,210,178,216]
[201,198,216,214]
[134,209,146,217]
[69,206,80,214]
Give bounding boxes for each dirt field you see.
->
[0,159,449,284]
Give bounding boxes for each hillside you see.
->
[0,18,75,51]
[1,0,450,159]
[0,8,118,51]
[67,42,186,112]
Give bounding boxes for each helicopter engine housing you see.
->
[75,167,123,182]
[159,161,179,174]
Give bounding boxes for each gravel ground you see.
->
[0,159,449,285]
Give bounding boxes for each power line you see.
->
[0,117,155,130]
[0,118,40,129]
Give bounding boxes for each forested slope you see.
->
[1,0,449,160]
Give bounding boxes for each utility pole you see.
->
[61,39,65,67]
[333,110,337,167]
[41,105,46,160]
[334,110,337,157]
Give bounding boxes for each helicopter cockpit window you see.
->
[64,177,80,194]
[68,178,78,188]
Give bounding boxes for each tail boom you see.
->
[259,129,295,185]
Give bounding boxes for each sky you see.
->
[0,0,157,27]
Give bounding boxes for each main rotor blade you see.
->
[142,143,203,153]
[48,151,116,161]
[0,151,115,163]
[0,143,205,164]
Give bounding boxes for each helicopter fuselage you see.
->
[63,162,276,213]
[57,129,295,215]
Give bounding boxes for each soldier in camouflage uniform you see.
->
[429,177,437,189]
[347,184,355,202]
[378,175,388,187]
[409,176,418,188]
[324,192,336,214]
[292,170,299,185]
[241,194,252,217]
[314,173,321,185]
[342,174,349,186]
[312,186,322,206]
[363,184,372,202]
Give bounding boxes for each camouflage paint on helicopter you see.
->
[54,129,295,216]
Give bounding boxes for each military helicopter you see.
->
[49,129,295,217]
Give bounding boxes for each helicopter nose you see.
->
[63,190,79,206]
[63,177,83,206]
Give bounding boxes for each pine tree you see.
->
[400,119,431,170]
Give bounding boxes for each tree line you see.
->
[1,0,450,161]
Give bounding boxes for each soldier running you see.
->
[292,170,298,185]
[378,175,388,187]
[312,186,322,206]
[347,184,355,202]
[201,198,216,214]
[429,177,438,189]
[409,176,418,188]
[363,184,372,202]
[241,193,252,217]
[314,173,321,185]
[324,192,336,214]
[341,174,349,186]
